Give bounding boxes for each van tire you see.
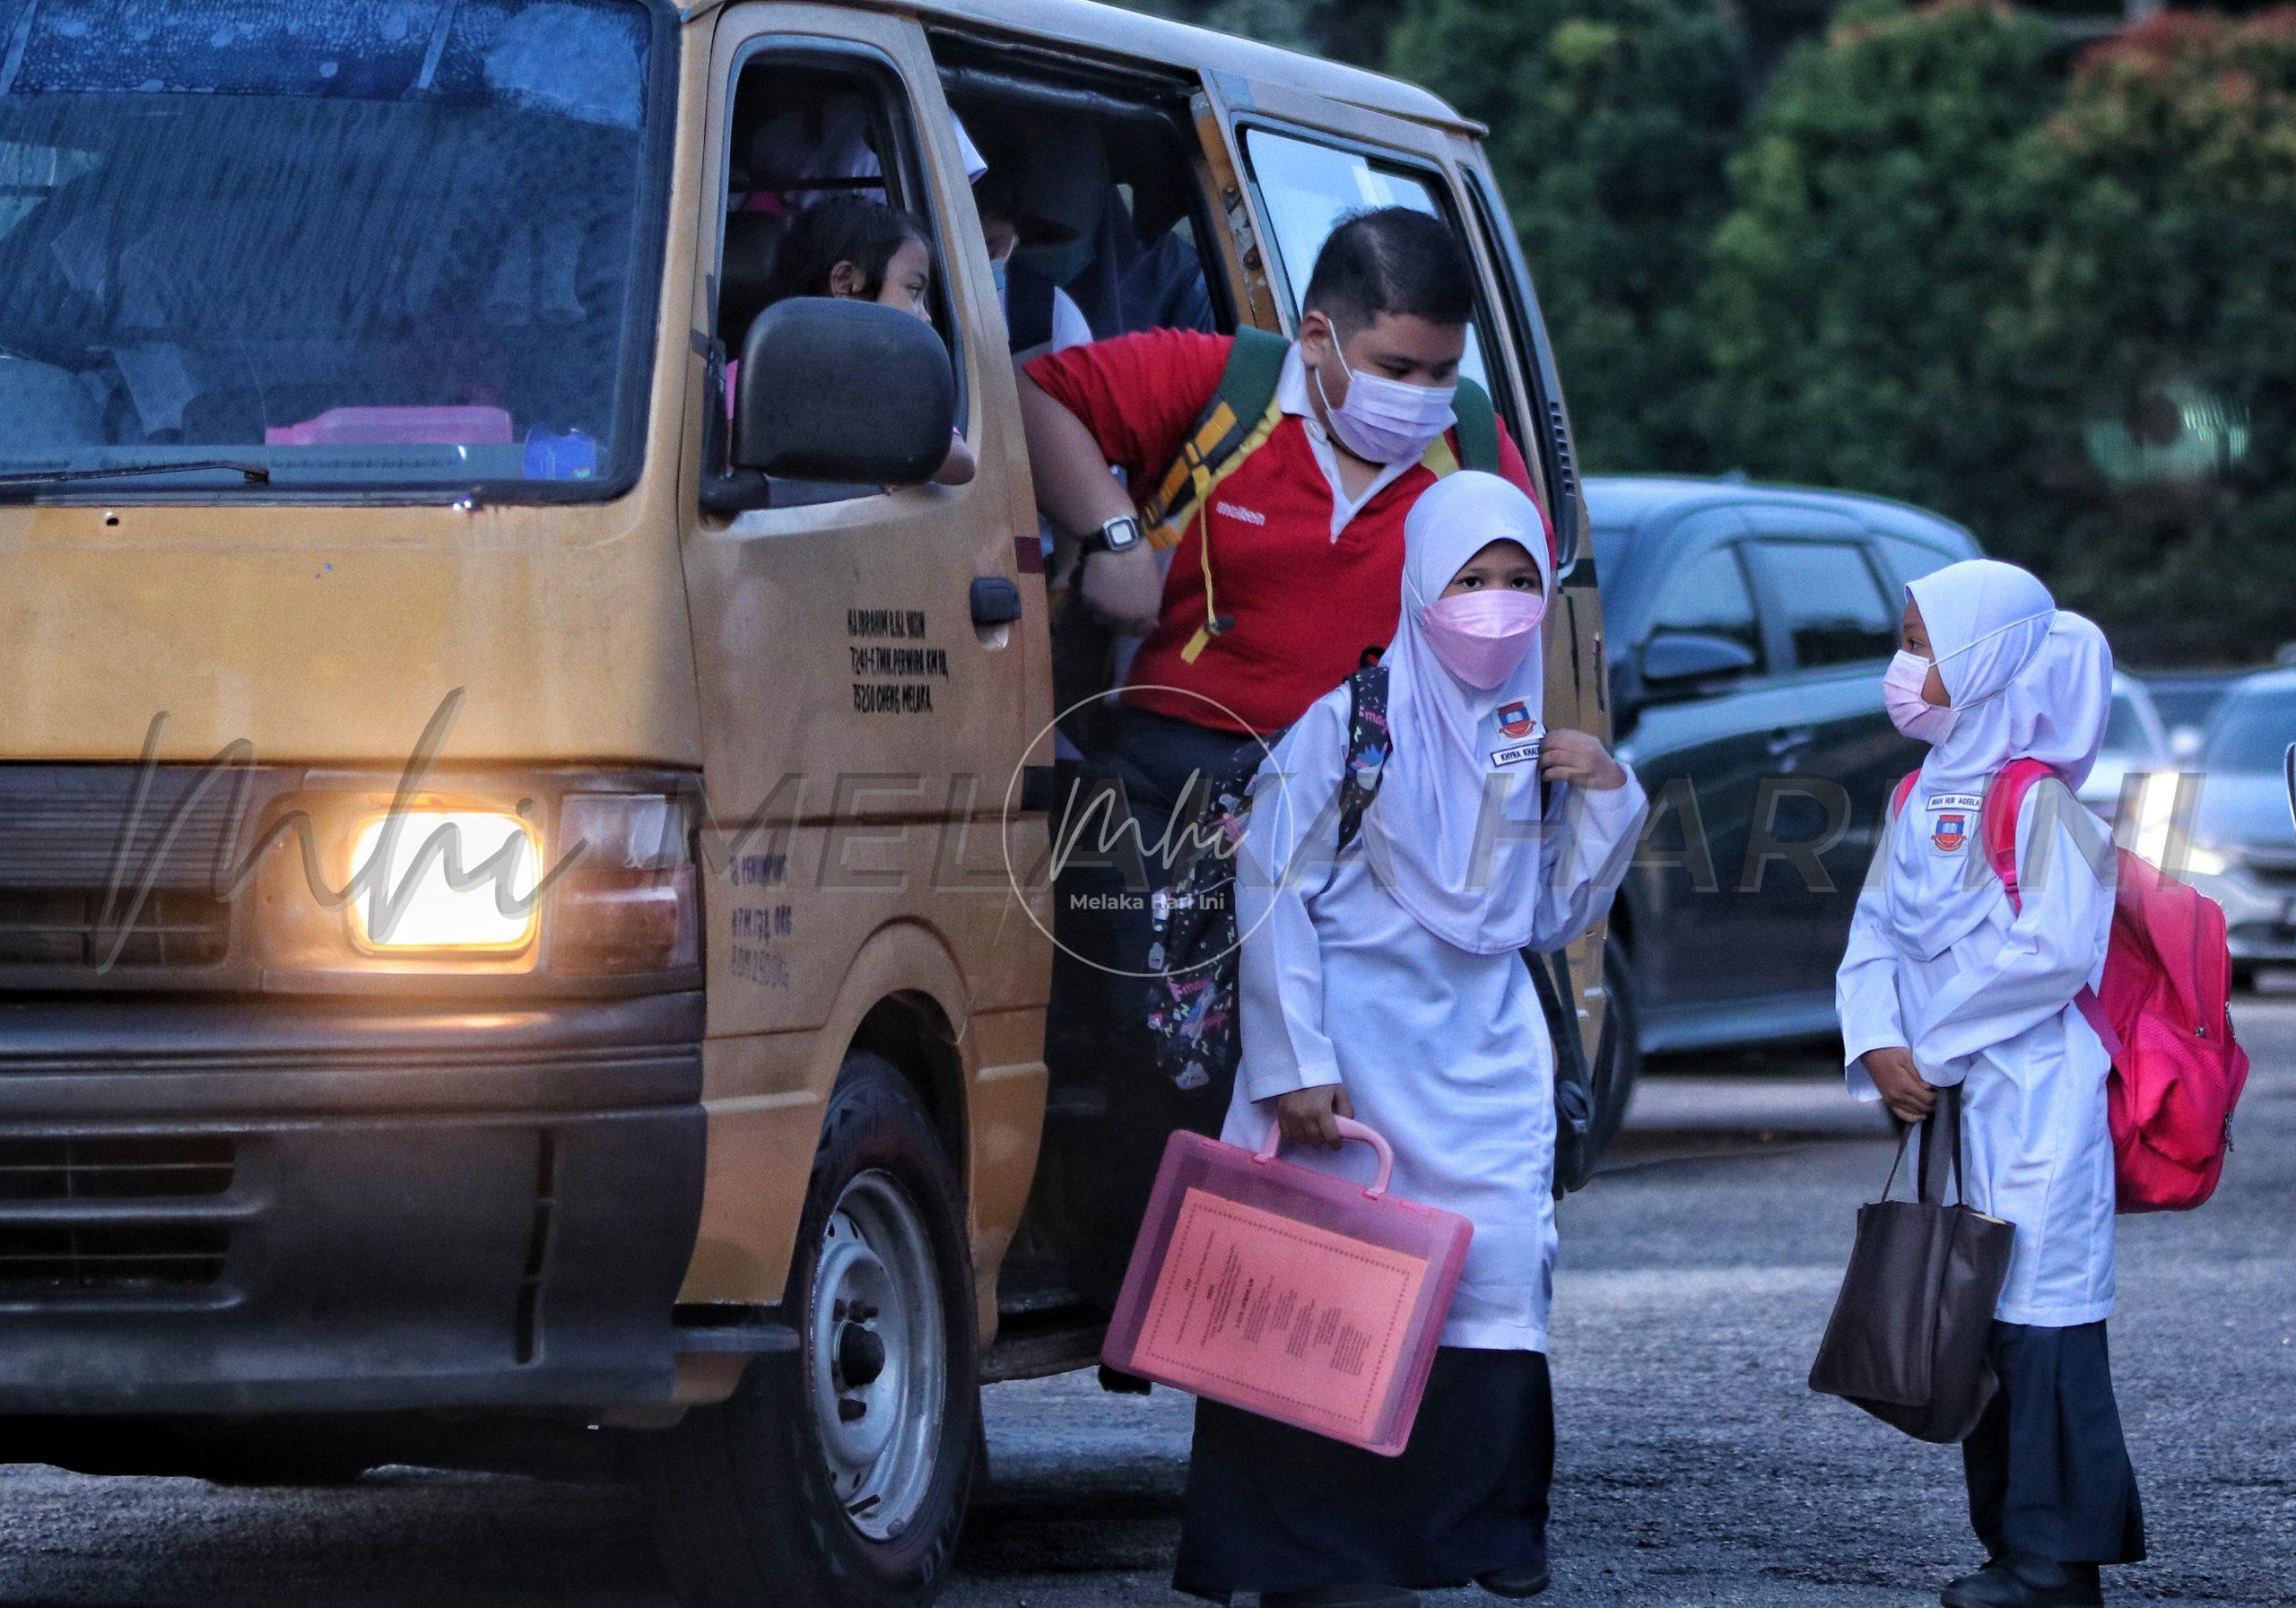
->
[1591,936,1640,1161]
[639,1052,978,1608]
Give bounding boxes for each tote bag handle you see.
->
[1877,1086,1967,1207]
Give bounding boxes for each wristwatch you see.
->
[1077,514,1144,559]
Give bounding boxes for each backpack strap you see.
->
[1002,261,1059,356]
[1977,759,2123,1059]
[1420,375,1500,478]
[1334,664,1390,855]
[1978,758,2061,913]
[1889,770,1919,821]
[1139,327,1289,550]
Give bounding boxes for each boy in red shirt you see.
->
[1020,207,1545,737]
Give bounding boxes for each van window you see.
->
[942,84,1222,350]
[1239,127,1492,397]
[1648,544,1763,671]
[715,53,964,504]
[0,0,665,500]
[1754,539,1897,668]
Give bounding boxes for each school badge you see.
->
[1926,791,1981,853]
[1495,700,1535,740]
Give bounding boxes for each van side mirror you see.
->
[1640,630,1758,692]
[732,297,955,484]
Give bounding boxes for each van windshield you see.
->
[0,0,663,500]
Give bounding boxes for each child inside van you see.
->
[757,196,974,486]
[1837,560,2144,1608]
[1173,472,1647,1608]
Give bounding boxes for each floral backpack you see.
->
[1144,665,1389,1091]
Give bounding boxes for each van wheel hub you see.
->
[806,1169,945,1541]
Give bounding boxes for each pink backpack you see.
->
[1890,761,2248,1212]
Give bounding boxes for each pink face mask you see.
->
[1883,649,1958,744]
[1422,590,1546,689]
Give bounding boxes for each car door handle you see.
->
[970,577,1022,628]
[1766,726,1815,757]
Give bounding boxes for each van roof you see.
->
[903,0,1472,131]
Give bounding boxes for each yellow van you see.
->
[0,0,1609,1603]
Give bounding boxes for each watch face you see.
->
[1105,517,1142,552]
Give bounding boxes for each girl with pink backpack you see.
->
[1838,560,2146,1608]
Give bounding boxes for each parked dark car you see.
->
[1588,476,1983,1060]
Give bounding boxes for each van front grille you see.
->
[0,888,230,969]
[0,1136,236,1201]
[0,1221,232,1292]
[0,1137,238,1294]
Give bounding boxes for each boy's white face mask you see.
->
[1308,317,1457,465]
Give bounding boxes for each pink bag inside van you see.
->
[1102,1118,1471,1456]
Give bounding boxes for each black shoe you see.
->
[1474,1560,1552,1597]
[1261,1588,1419,1608]
[1940,1555,2103,1608]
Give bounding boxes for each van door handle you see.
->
[970,577,1022,628]
[1766,726,1815,758]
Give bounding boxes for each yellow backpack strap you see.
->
[1176,395,1283,664]
[1418,432,1461,480]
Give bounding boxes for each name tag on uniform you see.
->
[1927,792,1983,813]
[1490,739,1543,769]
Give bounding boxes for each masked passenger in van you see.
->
[752,197,975,487]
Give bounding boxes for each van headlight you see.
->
[350,810,540,952]
[249,776,700,985]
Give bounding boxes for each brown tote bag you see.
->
[1808,1086,2015,1444]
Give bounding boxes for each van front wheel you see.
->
[640,1053,978,1608]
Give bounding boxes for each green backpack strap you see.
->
[1450,375,1500,474]
[1413,375,1500,480]
[1138,327,1290,547]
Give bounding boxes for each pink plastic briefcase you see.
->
[1101,1117,1472,1456]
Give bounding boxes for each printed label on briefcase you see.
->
[1135,1186,1429,1443]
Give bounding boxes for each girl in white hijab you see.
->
[1172,473,1648,1608]
[1836,559,2144,1608]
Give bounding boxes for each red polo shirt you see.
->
[1027,329,1545,734]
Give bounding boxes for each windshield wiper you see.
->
[0,461,273,496]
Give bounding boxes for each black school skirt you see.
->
[1173,1347,1553,1602]
[1962,1320,2146,1566]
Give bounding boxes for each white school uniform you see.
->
[1835,561,2119,1327]
[1220,473,1648,1352]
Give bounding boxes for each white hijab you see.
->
[1361,472,1553,955]
[1884,559,2114,959]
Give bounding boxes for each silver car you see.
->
[2172,668,2296,985]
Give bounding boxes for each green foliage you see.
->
[1388,0,1751,471]
[2002,10,2296,660]
[1700,0,2061,518]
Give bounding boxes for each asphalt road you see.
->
[0,998,2288,1608]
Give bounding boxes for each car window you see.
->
[1874,532,1961,592]
[1753,539,1896,669]
[1239,127,1493,398]
[2105,691,2150,755]
[1647,544,1763,671]
[715,51,963,505]
[2203,689,2296,774]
